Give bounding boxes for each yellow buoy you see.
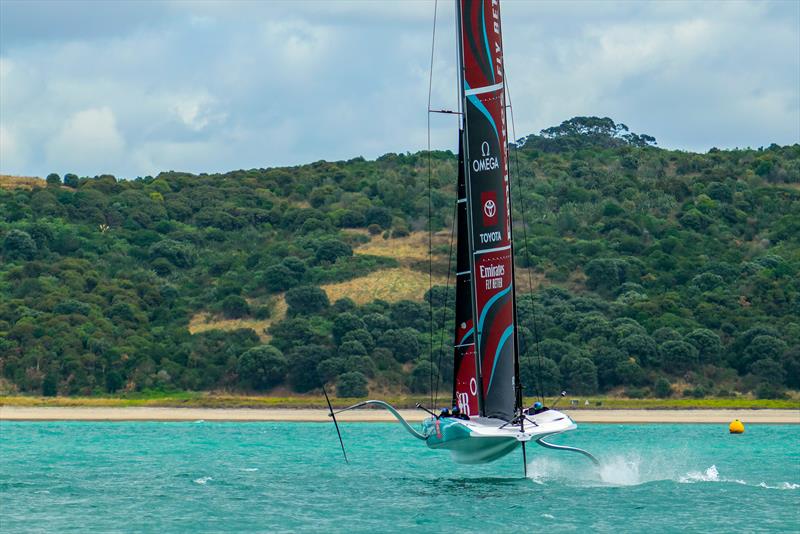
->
[729,419,745,434]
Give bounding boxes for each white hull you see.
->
[424,409,578,464]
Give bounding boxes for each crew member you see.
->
[527,401,548,415]
[451,406,470,420]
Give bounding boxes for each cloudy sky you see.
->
[1,0,798,179]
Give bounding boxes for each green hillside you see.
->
[1,117,798,400]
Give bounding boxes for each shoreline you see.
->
[1,406,798,424]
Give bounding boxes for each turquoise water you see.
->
[1,422,798,533]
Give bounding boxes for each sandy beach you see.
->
[1,406,797,423]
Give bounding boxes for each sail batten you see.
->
[453,0,518,421]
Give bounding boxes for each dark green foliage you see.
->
[742,336,788,372]
[365,207,392,229]
[268,318,320,352]
[660,340,699,373]
[3,229,37,260]
[149,239,195,268]
[336,371,368,397]
[1,122,797,397]
[342,329,375,352]
[749,358,786,387]
[63,173,79,188]
[619,334,659,367]
[262,264,299,292]
[685,329,723,364]
[332,313,366,344]
[285,286,329,316]
[560,356,598,394]
[654,377,672,398]
[287,345,327,392]
[46,173,61,186]
[520,357,561,396]
[314,239,352,264]
[237,345,287,390]
[220,295,250,318]
[408,360,435,394]
[585,258,630,293]
[317,357,346,383]
[42,373,58,396]
[377,328,420,363]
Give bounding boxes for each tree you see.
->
[685,329,723,364]
[3,230,37,260]
[46,173,61,186]
[342,329,374,352]
[585,258,629,293]
[749,358,786,386]
[339,340,367,358]
[262,264,298,292]
[615,359,647,386]
[654,377,672,398]
[390,300,427,330]
[332,313,367,344]
[106,370,123,393]
[221,295,250,318]
[592,345,627,389]
[365,207,392,229]
[268,317,318,352]
[337,371,368,397]
[660,340,699,373]
[42,373,58,396]
[317,357,346,383]
[520,357,561,396]
[63,173,79,188]
[237,345,287,390]
[408,360,435,393]
[285,286,330,316]
[560,356,598,394]
[781,346,800,389]
[314,239,352,264]
[287,345,327,392]
[620,334,659,367]
[377,328,420,362]
[149,239,195,268]
[742,336,788,372]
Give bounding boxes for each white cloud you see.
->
[46,107,125,175]
[171,92,225,131]
[0,0,797,178]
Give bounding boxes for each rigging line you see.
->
[433,197,458,409]
[426,0,438,410]
[505,77,546,404]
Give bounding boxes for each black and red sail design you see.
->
[455,0,517,421]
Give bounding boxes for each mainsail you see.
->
[331,0,597,470]
[453,0,518,421]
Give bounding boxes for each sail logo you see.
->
[480,263,505,289]
[456,378,478,416]
[484,199,496,218]
[473,142,499,173]
[481,191,498,226]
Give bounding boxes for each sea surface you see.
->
[1,421,798,533]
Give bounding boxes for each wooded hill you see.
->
[1,117,798,400]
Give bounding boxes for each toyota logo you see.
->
[484,199,496,218]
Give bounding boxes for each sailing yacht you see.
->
[330,0,596,472]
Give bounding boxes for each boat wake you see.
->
[526,455,798,490]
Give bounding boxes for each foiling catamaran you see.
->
[327,0,597,475]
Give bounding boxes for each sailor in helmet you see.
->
[527,401,549,416]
